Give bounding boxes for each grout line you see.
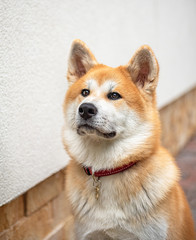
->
[43,222,65,240]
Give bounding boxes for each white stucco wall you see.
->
[0,0,196,206]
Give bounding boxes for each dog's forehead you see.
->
[86,79,117,92]
[83,65,128,91]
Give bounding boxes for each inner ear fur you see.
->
[67,39,98,85]
[127,45,159,93]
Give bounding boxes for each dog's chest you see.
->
[72,177,134,238]
[75,201,138,240]
[71,175,168,240]
[73,176,130,224]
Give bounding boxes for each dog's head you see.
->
[63,40,160,170]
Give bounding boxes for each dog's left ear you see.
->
[67,39,98,85]
[127,45,159,94]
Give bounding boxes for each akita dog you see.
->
[63,40,195,240]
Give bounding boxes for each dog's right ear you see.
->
[67,39,98,85]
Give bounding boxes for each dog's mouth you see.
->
[77,124,116,139]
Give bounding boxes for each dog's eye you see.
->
[81,89,90,97]
[107,92,122,100]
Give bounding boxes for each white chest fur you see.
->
[69,173,168,240]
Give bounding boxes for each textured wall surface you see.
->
[0,0,196,206]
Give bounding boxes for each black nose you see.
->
[79,103,98,120]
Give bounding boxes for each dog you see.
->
[62,39,195,240]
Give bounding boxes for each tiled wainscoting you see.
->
[160,87,196,156]
[0,87,195,240]
[0,170,70,240]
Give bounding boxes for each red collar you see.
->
[83,161,136,177]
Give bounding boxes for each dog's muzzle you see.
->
[77,103,116,139]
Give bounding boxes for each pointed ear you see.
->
[67,39,98,85]
[127,45,159,94]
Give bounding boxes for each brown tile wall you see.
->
[0,86,195,239]
[160,86,196,156]
[0,170,70,240]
